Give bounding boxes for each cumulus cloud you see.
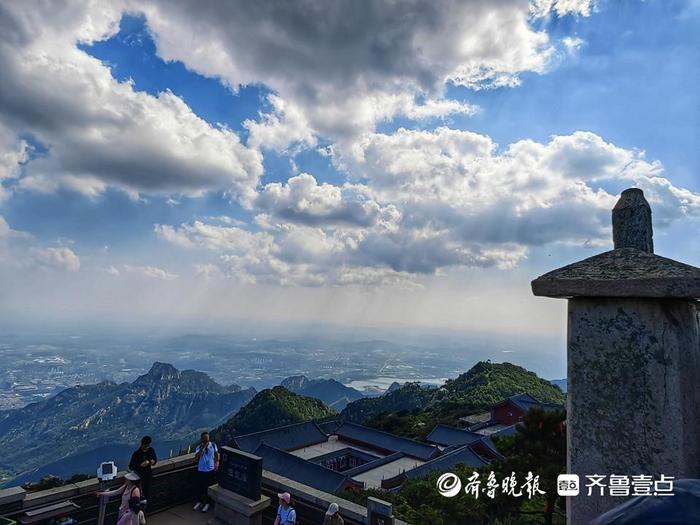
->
[255,173,398,228]
[0,217,9,238]
[137,0,596,145]
[29,247,81,272]
[123,264,178,280]
[345,128,697,246]
[0,2,261,200]
[0,1,598,199]
[156,129,700,287]
[531,0,597,18]
[244,95,317,152]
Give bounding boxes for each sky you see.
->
[0,0,698,343]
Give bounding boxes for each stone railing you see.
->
[0,454,408,525]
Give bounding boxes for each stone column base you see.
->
[206,484,270,525]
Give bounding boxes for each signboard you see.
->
[218,446,263,501]
[368,497,395,525]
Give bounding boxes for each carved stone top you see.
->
[532,248,700,298]
[612,188,653,253]
[532,188,700,299]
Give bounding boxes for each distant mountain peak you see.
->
[212,386,334,444]
[139,362,179,381]
[281,375,310,390]
[279,376,363,411]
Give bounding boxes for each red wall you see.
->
[492,402,524,426]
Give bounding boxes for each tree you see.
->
[494,407,567,525]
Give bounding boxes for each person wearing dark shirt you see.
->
[129,436,157,501]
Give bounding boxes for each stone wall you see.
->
[0,455,407,525]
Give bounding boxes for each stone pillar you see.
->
[207,447,270,525]
[207,485,270,525]
[366,497,395,525]
[532,188,700,525]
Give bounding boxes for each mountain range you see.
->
[0,359,566,485]
[281,375,364,410]
[0,363,255,477]
[341,361,566,439]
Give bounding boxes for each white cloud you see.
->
[402,99,478,120]
[29,247,81,272]
[255,173,398,228]
[244,95,317,152]
[137,0,596,145]
[0,2,262,200]
[531,0,597,18]
[0,216,14,238]
[562,36,585,53]
[0,1,599,201]
[156,129,700,287]
[123,264,178,280]
[344,128,696,247]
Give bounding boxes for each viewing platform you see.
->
[0,453,407,525]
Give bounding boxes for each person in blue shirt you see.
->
[193,431,219,513]
[274,492,297,525]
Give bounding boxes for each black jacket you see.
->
[129,447,157,476]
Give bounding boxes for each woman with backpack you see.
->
[117,494,146,525]
[274,492,296,525]
[96,472,143,521]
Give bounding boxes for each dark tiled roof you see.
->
[426,424,485,447]
[503,393,562,413]
[308,447,379,465]
[470,436,504,461]
[381,443,490,489]
[253,444,360,494]
[490,424,519,437]
[403,444,489,480]
[343,452,406,477]
[233,421,328,453]
[335,422,439,460]
[316,418,342,435]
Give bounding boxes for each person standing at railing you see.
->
[129,436,157,502]
[96,472,142,521]
[193,431,219,513]
[323,502,344,525]
[274,492,297,525]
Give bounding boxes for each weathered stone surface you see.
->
[612,188,654,253]
[532,248,700,298]
[566,298,700,525]
[532,188,700,524]
[207,485,269,525]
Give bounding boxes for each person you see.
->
[129,436,157,501]
[97,472,142,520]
[193,431,219,513]
[274,492,296,525]
[323,502,344,525]
[117,494,146,525]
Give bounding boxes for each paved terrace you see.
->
[149,503,208,525]
[0,454,408,525]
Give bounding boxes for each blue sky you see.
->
[0,0,698,358]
